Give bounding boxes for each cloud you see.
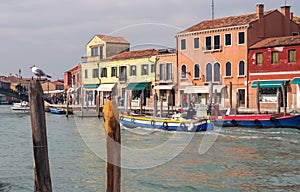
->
[0,0,299,78]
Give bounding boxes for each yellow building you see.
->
[81,34,130,106]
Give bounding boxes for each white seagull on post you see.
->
[30,65,52,78]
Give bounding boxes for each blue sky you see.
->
[0,0,299,79]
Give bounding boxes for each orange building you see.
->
[175,4,300,109]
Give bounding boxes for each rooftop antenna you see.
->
[212,0,214,20]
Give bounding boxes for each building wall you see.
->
[248,44,300,109]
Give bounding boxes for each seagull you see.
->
[30,65,52,78]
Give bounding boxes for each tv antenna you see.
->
[212,0,214,20]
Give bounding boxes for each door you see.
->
[238,89,245,107]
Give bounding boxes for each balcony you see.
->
[81,55,102,63]
[202,45,222,52]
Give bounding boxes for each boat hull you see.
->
[119,114,212,132]
[211,114,300,129]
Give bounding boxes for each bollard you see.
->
[102,98,121,192]
[29,80,52,192]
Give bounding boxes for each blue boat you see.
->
[210,113,300,129]
[50,108,66,115]
[119,113,212,132]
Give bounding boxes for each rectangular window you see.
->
[181,39,186,50]
[111,67,117,77]
[256,53,263,65]
[84,69,88,79]
[159,63,165,81]
[288,50,296,63]
[101,68,107,77]
[238,32,245,44]
[119,66,127,81]
[166,63,172,80]
[151,64,155,73]
[271,51,278,64]
[194,37,200,49]
[205,36,212,50]
[130,65,136,76]
[91,47,98,56]
[141,64,148,75]
[92,68,99,78]
[214,35,220,50]
[225,33,232,46]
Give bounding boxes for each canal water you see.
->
[0,105,299,192]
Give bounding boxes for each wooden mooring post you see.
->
[29,80,52,192]
[103,98,121,192]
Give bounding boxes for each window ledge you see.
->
[223,76,232,79]
[237,75,246,78]
[193,77,200,80]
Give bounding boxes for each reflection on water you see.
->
[0,105,299,191]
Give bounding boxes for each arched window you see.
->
[225,62,232,77]
[213,62,220,82]
[194,64,200,78]
[181,65,187,79]
[206,63,212,82]
[239,61,245,76]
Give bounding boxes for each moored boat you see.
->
[11,102,30,112]
[119,113,212,132]
[50,108,66,115]
[210,113,300,129]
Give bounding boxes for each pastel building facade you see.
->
[249,35,300,110]
[175,4,300,109]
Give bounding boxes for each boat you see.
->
[49,108,73,115]
[50,108,66,114]
[210,113,300,129]
[11,102,30,112]
[119,113,212,132]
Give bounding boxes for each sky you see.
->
[0,0,299,79]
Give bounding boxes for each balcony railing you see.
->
[81,55,102,63]
[202,45,222,52]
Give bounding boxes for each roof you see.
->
[293,16,300,25]
[111,49,158,60]
[179,10,275,34]
[95,34,129,44]
[250,35,300,49]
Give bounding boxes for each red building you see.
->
[249,35,300,110]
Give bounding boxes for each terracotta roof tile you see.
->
[96,34,129,44]
[179,10,275,33]
[293,16,300,25]
[250,35,300,49]
[111,49,158,60]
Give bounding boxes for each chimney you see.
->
[256,4,265,38]
[256,4,264,21]
[291,12,294,21]
[281,6,291,20]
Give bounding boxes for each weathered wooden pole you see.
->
[160,96,163,118]
[281,82,287,115]
[66,93,69,117]
[153,93,157,116]
[229,82,232,108]
[29,80,52,192]
[103,98,121,192]
[256,81,261,114]
[277,88,281,113]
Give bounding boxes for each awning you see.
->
[97,83,116,91]
[184,86,209,93]
[126,82,149,90]
[252,80,288,88]
[212,85,226,93]
[153,84,174,90]
[291,78,300,84]
[83,84,99,89]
